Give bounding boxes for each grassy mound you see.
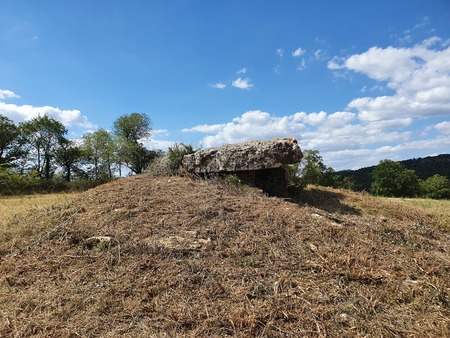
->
[1,175,449,337]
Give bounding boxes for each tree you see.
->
[113,113,154,174]
[0,115,25,167]
[21,115,68,179]
[297,150,337,187]
[55,140,85,182]
[420,174,450,199]
[371,159,420,197]
[117,139,159,174]
[83,129,116,179]
[113,112,151,142]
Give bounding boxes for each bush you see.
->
[168,143,195,174]
[420,174,450,199]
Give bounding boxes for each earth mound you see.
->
[1,175,449,337]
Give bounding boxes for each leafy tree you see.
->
[55,140,85,182]
[117,139,159,174]
[297,150,337,187]
[83,129,116,179]
[371,159,420,197]
[21,115,68,179]
[420,174,450,199]
[113,113,154,174]
[0,115,25,167]
[113,112,151,142]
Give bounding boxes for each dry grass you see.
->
[0,193,77,242]
[394,198,450,230]
[0,176,449,337]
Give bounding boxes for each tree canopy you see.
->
[0,115,24,167]
[297,150,337,187]
[371,159,420,197]
[21,115,68,179]
[113,113,156,174]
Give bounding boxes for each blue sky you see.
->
[1,0,450,170]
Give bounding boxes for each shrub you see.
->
[168,143,195,174]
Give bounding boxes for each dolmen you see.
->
[182,138,303,196]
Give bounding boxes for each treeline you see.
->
[0,113,160,195]
[336,154,450,191]
[296,150,450,200]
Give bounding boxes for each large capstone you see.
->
[182,138,303,196]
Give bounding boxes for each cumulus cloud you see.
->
[232,77,253,90]
[292,47,305,57]
[0,89,20,99]
[236,68,247,74]
[435,121,450,134]
[184,110,307,147]
[276,48,284,57]
[0,89,95,128]
[333,38,450,121]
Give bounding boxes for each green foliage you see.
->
[0,167,40,195]
[336,154,450,192]
[83,129,116,179]
[55,140,85,182]
[224,174,241,186]
[297,150,337,188]
[20,115,68,179]
[117,140,158,175]
[420,174,450,199]
[113,112,151,142]
[371,159,420,197]
[167,143,195,174]
[0,112,164,194]
[113,113,155,174]
[0,115,25,167]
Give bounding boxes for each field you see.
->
[0,176,449,337]
[0,193,77,244]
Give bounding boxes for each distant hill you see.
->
[336,154,450,191]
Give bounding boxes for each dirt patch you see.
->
[1,175,449,337]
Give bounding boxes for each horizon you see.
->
[1,0,450,171]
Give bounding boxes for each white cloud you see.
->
[210,83,226,89]
[297,59,307,71]
[292,47,305,57]
[185,110,306,147]
[152,129,170,136]
[361,84,385,93]
[182,123,225,134]
[314,49,325,61]
[276,48,284,57]
[232,77,253,90]
[332,38,450,121]
[0,89,20,99]
[143,139,177,151]
[327,56,346,70]
[435,121,450,134]
[0,90,95,128]
[237,68,247,74]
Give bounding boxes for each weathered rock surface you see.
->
[182,138,303,196]
[182,138,302,174]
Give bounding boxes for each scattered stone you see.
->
[85,236,112,249]
[157,230,211,251]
